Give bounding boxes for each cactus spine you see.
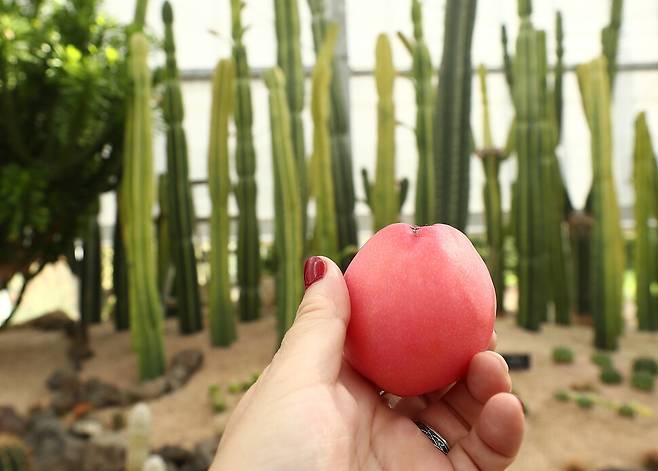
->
[632,112,658,331]
[512,0,548,330]
[476,65,506,313]
[310,24,340,263]
[126,403,151,471]
[433,0,478,230]
[161,1,203,334]
[113,208,130,331]
[576,56,624,350]
[601,0,623,92]
[231,0,261,321]
[274,0,307,238]
[265,67,304,337]
[120,33,166,380]
[207,59,237,346]
[0,435,31,471]
[408,0,435,226]
[307,0,358,256]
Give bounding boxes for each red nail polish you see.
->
[304,256,327,289]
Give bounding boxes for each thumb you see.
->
[274,256,351,386]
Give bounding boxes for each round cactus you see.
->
[599,367,623,385]
[575,395,594,409]
[552,346,575,364]
[0,434,31,471]
[632,357,658,376]
[631,371,655,392]
[617,403,636,418]
[590,352,612,369]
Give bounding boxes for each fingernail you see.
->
[495,352,509,372]
[304,256,327,290]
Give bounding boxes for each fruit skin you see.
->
[344,223,496,396]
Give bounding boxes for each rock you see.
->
[126,377,170,402]
[51,390,79,415]
[80,441,125,471]
[0,406,26,436]
[70,418,105,440]
[26,411,85,471]
[83,378,124,407]
[47,368,80,393]
[193,437,219,469]
[167,349,204,390]
[157,444,194,466]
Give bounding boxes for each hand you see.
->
[212,257,524,470]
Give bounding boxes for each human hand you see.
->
[212,257,524,470]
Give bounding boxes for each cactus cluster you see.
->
[231,0,262,321]
[264,67,304,338]
[207,59,238,347]
[0,434,31,471]
[119,32,166,380]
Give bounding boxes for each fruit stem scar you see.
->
[410,225,420,235]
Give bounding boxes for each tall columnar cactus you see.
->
[0,434,31,471]
[408,0,435,227]
[512,0,548,331]
[274,0,307,238]
[126,403,151,471]
[601,0,623,92]
[207,58,237,347]
[307,0,357,256]
[576,56,625,350]
[310,24,340,263]
[156,174,171,299]
[113,207,130,331]
[433,0,478,230]
[632,112,658,332]
[265,67,304,338]
[161,1,203,334]
[476,65,506,313]
[120,33,166,380]
[231,0,261,320]
[553,11,564,141]
[500,24,513,96]
[80,210,102,325]
[133,0,148,31]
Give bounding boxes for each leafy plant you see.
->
[552,346,574,364]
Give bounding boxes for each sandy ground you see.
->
[1,311,657,470]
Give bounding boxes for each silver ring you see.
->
[415,421,450,455]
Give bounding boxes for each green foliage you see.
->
[632,357,658,376]
[208,384,227,413]
[0,434,31,471]
[575,395,594,409]
[631,371,655,392]
[552,346,574,364]
[231,0,262,321]
[590,352,612,369]
[161,1,203,334]
[0,0,128,289]
[599,367,623,385]
[617,403,635,418]
[207,59,237,347]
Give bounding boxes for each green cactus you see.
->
[119,33,166,380]
[501,24,514,96]
[113,207,130,331]
[310,24,340,263]
[512,0,548,331]
[476,65,506,313]
[133,0,148,31]
[307,0,358,257]
[632,112,658,332]
[231,0,261,321]
[156,174,172,301]
[601,0,623,91]
[408,0,435,226]
[554,11,564,141]
[80,209,102,325]
[0,434,31,471]
[126,403,151,471]
[264,67,304,338]
[274,0,307,239]
[207,59,238,347]
[433,0,478,230]
[576,56,624,350]
[161,1,203,334]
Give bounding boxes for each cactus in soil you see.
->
[433,0,478,230]
[265,67,304,337]
[475,65,506,313]
[512,0,548,330]
[142,455,166,471]
[601,0,623,92]
[576,56,624,350]
[119,33,166,379]
[126,403,151,471]
[80,210,102,325]
[156,174,171,300]
[113,207,130,330]
[632,112,658,331]
[0,434,31,471]
[274,0,307,238]
[231,0,261,320]
[161,1,203,334]
[310,24,340,263]
[307,0,358,256]
[408,0,435,226]
[207,59,238,346]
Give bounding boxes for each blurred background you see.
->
[0,0,657,470]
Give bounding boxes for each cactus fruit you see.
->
[142,455,166,471]
[207,59,238,347]
[0,434,31,471]
[274,0,307,238]
[264,67,304,337]
[309,24,340,263]
[126,403,152,471]
[576,56,624,350]
[433,0,478,230]
[632,113,658,332]
[231,0,262,321]
[119,33,166,379]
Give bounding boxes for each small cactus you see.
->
[143,455,166,471]
[590,352,612,369]
[599,367,623,385]
[632,356,658,376]
[575,395,594,409]
[552,346,574,364]
[631,371,655,392]
[208,384,227,413]
[553,389,570,402]
[0,434,31,471]
[617,403,635,418]
[126,403,152,471]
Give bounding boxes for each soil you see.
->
[1,310,657,470]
